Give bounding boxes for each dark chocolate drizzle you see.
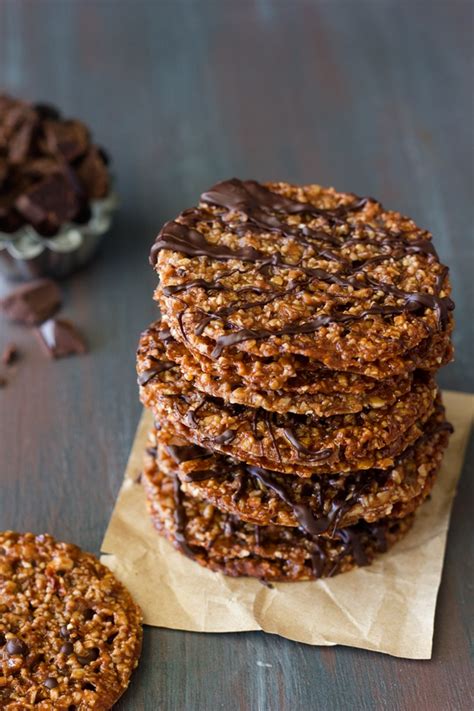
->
[150,179,454,356]
[171,475,195,559]
[137,361,176,385]
[165,443,212,464]
[281,426,333,462]
[161,413,452,541]
[248,466,335,537]
[214,429,239,445]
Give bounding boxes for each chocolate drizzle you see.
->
[248,466,334,537]
[150,219,266,266]
[214,429,238,445]
[150,178,454,356]
[137,361,176,385]
[158,412,452,541]
[171,475,195,559]
[165,443,212,464]
[281,427,333,462]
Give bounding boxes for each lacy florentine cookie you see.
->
[0,532,142,710]
[163,319,453,387]
[142,458,414,582]
[151,179,454,376]
[150,407,451,533]
[143,321,415,416]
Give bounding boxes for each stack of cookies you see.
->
[137,178,454,583]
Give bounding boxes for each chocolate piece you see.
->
[0,278,61,325]
[0,193,24,233]
[8,115,38,164]
[77,146,109,199]
[36,318,87,358]
[15,173,81,235]
[6,638,28,656]
[0,157,9,188]
[41,119,90,162]
[33,102,61,120]
[2,343,18,365]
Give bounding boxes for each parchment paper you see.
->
[101,390,473,659]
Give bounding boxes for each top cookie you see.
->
[152,179,454,373]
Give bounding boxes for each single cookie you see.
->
[142,458,415,582]
[152,179,454,377]
[147,320,415,416]
[150,406,451,533]
[0,532,142,709]
[161,316,453,388]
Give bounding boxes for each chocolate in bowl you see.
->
[0,94,117,279]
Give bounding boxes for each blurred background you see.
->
[0,2,472,710]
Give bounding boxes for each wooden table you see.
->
[1,2,472,709]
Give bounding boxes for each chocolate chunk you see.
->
[19,157,62,180]
[8,117,38,164]
[0,193,24,233]
[77,647,99,665]
[2,343,18,365]
[59,625,69,639]
[15,173,81,236]
[27,653,45,671]
[36,318,87,358]
[0,278,61,325]
[6,638,28,656]
[42,119,90,162]
[60,641,74,655]
[76,146,109,199]
[0,157,8,189]
[34,102,61,120]
[43,677,58,689]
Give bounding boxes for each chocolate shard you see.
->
[8,116,38,164]
[0,193,24,233]
[2,343,18,365]
[36,318,87,358]
[33,102,61,121]
[0,278,62,325]
[15,172,81,236]
[0,157,9,189]
[76,145,110,199]
[41,119,90,162]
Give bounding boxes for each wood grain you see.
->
[0,1,472,709]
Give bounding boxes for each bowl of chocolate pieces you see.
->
[0,94,117,279]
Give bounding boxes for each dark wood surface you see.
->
[1,1,473,709]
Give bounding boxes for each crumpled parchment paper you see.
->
[101,390,473,658]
